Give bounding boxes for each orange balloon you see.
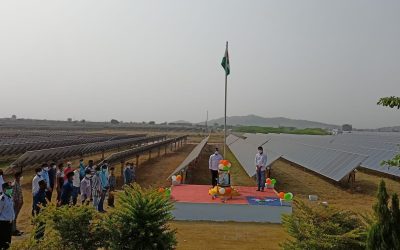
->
[278,192,285,199]
[223,160,229,165]
[176,175,182,181]
[158,187,165,193]
[219,160,224,164]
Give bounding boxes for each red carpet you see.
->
[171,184,278,205]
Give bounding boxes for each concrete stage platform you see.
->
[171,185,292,223]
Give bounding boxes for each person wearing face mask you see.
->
[98,165,109,213]
[255,146,268,192]
[63,162,73,182]
[209,148,223,187]
[91,166,102,211]
[41,163,52,201]
[72,168,81,205]
[80,170,92,205]
[124,162,132,185]
[31,167,43,216]
[0,182,15,249]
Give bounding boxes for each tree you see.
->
[281,200,366,250]
[378,96,400,168]
[148,121,156,125]
[67,118,72,122]
[106,184,176,250]
[110,119,119,124]
[377,96,400,109]
[366,180,400,250]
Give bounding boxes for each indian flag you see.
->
[221,46,230,76]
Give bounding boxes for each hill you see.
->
[204,115,339,129]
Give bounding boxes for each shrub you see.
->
[281,200,367,250]
[366,180,400,250]
[106,184,176,250]
[11,204,107,250]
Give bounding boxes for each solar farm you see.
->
[1,128,400,249]
[227,132,400,182]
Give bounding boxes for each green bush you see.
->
[281,200,367,250]
[107,184,176,250]
[11,204,107,250]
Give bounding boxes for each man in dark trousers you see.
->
[60,172,74,206]
[47,162,57,201]
[0,182,15,249]
[209,148,223,187]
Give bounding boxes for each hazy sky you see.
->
[0,1,399,129]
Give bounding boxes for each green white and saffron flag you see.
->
[221,47,230,76]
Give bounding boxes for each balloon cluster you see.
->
[208,186,234,198]
[171,174,182,185]
[158,187,171,198]
[265,178,277,186]
[278,192,293,201]
[218,160,232,171]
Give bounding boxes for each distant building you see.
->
[11,115,17,119]
[342,124,352,132]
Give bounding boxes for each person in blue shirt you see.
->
[124,163,133,185]
[79,159,86,181]
[33,180,47,216]
[41,163,52,202]
[60,172,74,206]
[98,164,109,212]
[0,182,15,249]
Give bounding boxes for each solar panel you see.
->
[228,138,282,178]
[168,136,209,178]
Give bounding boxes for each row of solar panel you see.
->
[104,135,188,165]
[10,135,167,168]
[168,136,209,178]
[241,133,400,178]
[0,134,146,156]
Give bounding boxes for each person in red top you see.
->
[63,162,73,182]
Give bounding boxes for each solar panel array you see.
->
[168,136,209,178]
[10,135,166,168]
[232,132,400,179]
[227,135,282,178]
[0,134,146,156]
[103,135,188,165]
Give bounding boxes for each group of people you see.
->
[208,146,270,191]
[0,159,137,249]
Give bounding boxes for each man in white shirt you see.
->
[209,148,223,187]
[31,167,43,216]
[255,146,268,192]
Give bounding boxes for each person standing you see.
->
[79,159,86,181]
[32,167,43,216]
[0,170,4,194]
[72,168,80,205]
[63,162,73,182]
[123,163,132,185]
[0,183,15,249]
[98,165,109,212]
[12,172,23,236]
[255,146,268,192]
[209,148,223,187]
[47,162,57,201]
[80,170,92,205]
[32,180,47,216]
[60,172,74,206]
[56,163,64,203]
[91,166,102,211]
[108,167,116,207]
[41,163,52,201]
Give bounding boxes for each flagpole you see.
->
[223,41,228,157]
